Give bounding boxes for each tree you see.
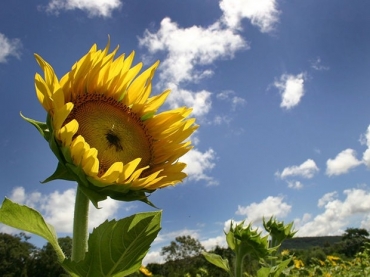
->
[0,232,36,277]
[340,228,370,257]
[158,236,206,276]
[161,235,205,262]
[342,228,369,241]
[28,236,72,277]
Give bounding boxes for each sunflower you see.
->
[24,40,197,205]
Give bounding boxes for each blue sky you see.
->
[1,0,370,264]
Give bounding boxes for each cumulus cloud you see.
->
[42,0,122,17]
[277,159,319,179]
[219,0,280,32]
[0,33,21,63]
[139,17,247,118]
[297,188,370,236]
[326,149,362,176]
[201,235,227,251]
[181,148,218,186]
[236,196,291,223]
[166,84,212,117]
[274,73,306,110]
[140,18,247,85]
[0,187,120,234]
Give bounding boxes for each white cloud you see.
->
[317,191,338,208]
[0,33,21,63]
[143,251,164,265]
[0,187,120,234]
[139,17,247,117]
[43,0,122,17]
[274,73,306,110]
[310,57,330,71]
[236,196,291,223]
[216,90,247,111]
[201,235,227,250]
[297,188,370,236]
[181,148,218,186]
[277,159,319,179]
[326,149,362,176]
[166,84,212,117]
[213,115,232,125]
[287,180,304,190]
[140,17,247,85]
[219,0,280,32]
[361,125,370,167]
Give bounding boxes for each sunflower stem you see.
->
[72,184,89,262]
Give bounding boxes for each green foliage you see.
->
[339,228,370,258]
[0,233,35,277]
[263,217,297,248]
[63,211,162,277]
[0,198,65,262]
[157,236,207,276]
[203,218,296,277]
[0,197,162,277]
[203,252,231,275]
[161,235,205,262]
[28,236,72,277]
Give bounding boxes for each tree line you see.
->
[0,228,369,277]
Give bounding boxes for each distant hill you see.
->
[281,236,342,250]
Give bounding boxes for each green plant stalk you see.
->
[269,236,278,267]
[71,184,89,262]
[234,249,244,277]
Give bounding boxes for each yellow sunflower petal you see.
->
[58,119,79,147]
[53,102,74,131]
[34,74,53,112]
[70,135,86,165]
[82,148,99,176]
[117,158,142,183]
[126,61,159,105]
[141,90,171,115]
[100,162,123,183]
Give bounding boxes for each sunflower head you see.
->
[23,40,198,207]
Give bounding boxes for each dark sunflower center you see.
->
[65,93,154,176]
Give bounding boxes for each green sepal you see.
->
[0,198,65,262]
[41,161,78,183]
[85,178,157,208]
[101,187,157,208]
[20,112,51,141]
[62,211,162,277]
[78,185,107,209]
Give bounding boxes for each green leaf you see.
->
[202,252,231,275]
[20,113,50,141]
[257,258,292,277]
[256,267,270,277]
[0,198,65,262]
[63,211,162,277]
